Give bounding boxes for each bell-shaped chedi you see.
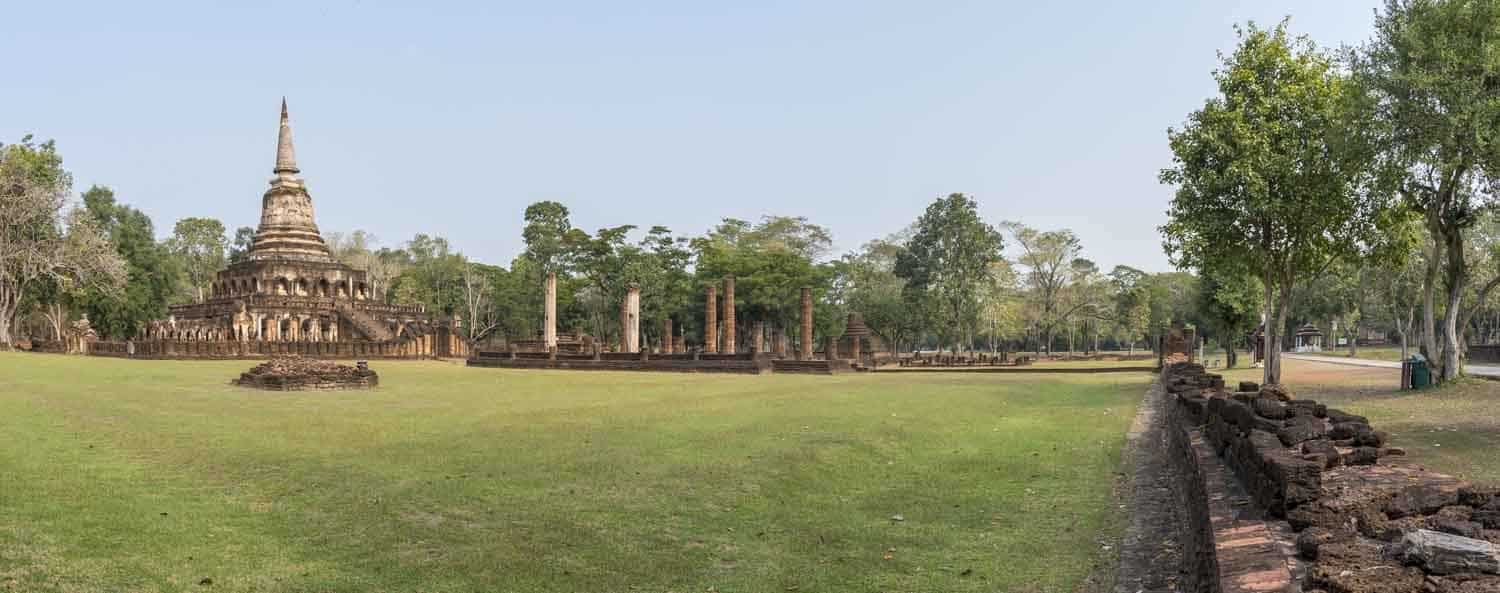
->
[249,98,335,263]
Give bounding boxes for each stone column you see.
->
[752,321,765,354]
[544,272,558,352]
[722,276,736,354]
[704,285,718,353]
[663,318,673,354]
[623,284,641,353]
[799,287,813,361]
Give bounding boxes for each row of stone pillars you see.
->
[539,272,814,357]
[703,280,815,359]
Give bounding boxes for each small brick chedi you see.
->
[146,100,457,355]
[234,356,378,391]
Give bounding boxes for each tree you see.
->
[834,234,921,354]
[520,201,577,275]
[326,230,403,301]
[0,137,125,347]
[228,226,255,264]
[517,201,582,336]
[1109,266,1152,355]
[1161,22,1389,385]
[167,217,227,303]
[461,262,505,346]
[895,193,1004,352]
[388,234,466,315]
[1371,233,1426,360]
[978,259,1024,354]
[693,216,831,350]
[1004,222,1103,354]
[74,186,180,339]
[1193,269,1262,367]
[1354,0,1500,380]
[1145,272,1200,352]
[639,226,695,349]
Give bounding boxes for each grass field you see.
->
[1219,359,1500,483]
[0,353,1148,593]
[1300,346,1408,362]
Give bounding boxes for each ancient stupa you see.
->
[150,100,434,345]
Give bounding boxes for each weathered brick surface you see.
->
[1159,361,1500,591]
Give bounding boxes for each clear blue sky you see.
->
[3,1,1383,272]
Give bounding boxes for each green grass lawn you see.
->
[1301,345,1408,362]
[1219,359,1500,484]
[0,352,1146,593]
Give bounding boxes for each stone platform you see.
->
[232,357,379,391]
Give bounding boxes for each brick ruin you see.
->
[43,101,466,361]
[1160,362,1500,593]
[470,278,864,374]
[233,357,379,391]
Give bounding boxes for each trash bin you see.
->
[1408,355,1431,390]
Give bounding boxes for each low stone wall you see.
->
[1162,362,1500,593]
[39,338,441,360]
[467,351,771,374]
[1470,344,1500,364]
[1164,397,1221,592]
[770,359,855,374]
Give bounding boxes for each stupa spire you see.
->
[275,97,299,174]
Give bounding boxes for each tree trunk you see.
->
[0,290,15,350]
[1262,258,1276,385]
[1398,328,1409,363]
[45,302,64,341]
[1441,285,1464,381]
[1348,321,1358,358]
[1266,279,1293,385]
[1421,228,1442,365]
[1224,343,1236,368]
[1440,229,1467,381]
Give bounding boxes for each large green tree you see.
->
[0,137,124,346]
[75,186,178,339]
[833,234,920,354]
[1355,0,1500,379]
[167,217,227,303]
[1161,22,1389,384]
[388,234,467,316]
[1004,222,1103,354]
[228,226,255,264]
[1108,266,1152,355]
[895,193,1004,353]
[1193,269,1262,367]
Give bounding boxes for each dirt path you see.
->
[1112,378,1185,593]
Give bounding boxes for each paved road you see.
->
[1283,353,1500,378]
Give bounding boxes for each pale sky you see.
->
[2,1,1384,272]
